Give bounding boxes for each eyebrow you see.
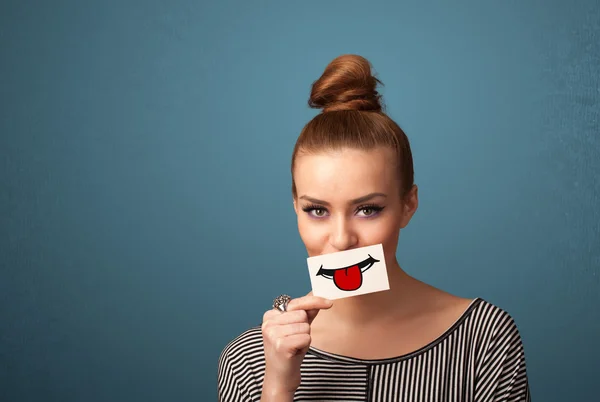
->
[298,192,387,206]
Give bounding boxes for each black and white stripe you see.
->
[218,299,530,401]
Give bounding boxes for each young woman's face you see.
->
[293,147,417,264]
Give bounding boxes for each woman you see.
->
[218,55,530,402]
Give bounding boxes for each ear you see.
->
[400,185,419,229]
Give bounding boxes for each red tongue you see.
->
[333,265,363,291]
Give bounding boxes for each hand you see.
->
[260,295,333,398]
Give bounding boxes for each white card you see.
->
[306,244,389,300]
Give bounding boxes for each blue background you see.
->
[1,0,599,401]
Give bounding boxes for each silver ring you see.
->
[273,294,291,312]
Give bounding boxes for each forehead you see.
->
[294,147,398,199]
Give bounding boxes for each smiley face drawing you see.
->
[316,254,380,291]
[307,244,389,300]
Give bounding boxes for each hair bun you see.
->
[308,54,383,113]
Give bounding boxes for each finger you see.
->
[268,310,308,325]
[263,309,281,322]
[286,296,333,313]
[263,308,308,326]
[266,323,310,340]
[275,333,312,355]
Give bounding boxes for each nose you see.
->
[329,215,358,251]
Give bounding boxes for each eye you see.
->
[302,204,329,218]
[356,204,384,217]
[360,207,375,216]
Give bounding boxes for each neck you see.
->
[313,260,425,326]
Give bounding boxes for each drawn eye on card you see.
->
[306,244,390,300]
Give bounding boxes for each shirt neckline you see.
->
[306,297,484,365]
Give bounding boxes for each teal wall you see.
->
[1,1,599,401]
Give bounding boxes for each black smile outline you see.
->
[316,255,380,291]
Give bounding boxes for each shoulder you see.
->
[217,327,265,401]
[428,295,525,354]
[467,300,531,399]
[428,290,523,343]
[464,299,528,369]
[422,283,521,339]
[218,326,264,368]
[466,298,523,339]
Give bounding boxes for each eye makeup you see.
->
[301,203,385,219]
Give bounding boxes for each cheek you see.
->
[358,216,401,261]
[362,219,400,245]
[297,217,328,254]
[382,228,401,260]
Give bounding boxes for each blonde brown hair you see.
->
[291,54,414,199]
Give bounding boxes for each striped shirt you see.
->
[218,298,531,401]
